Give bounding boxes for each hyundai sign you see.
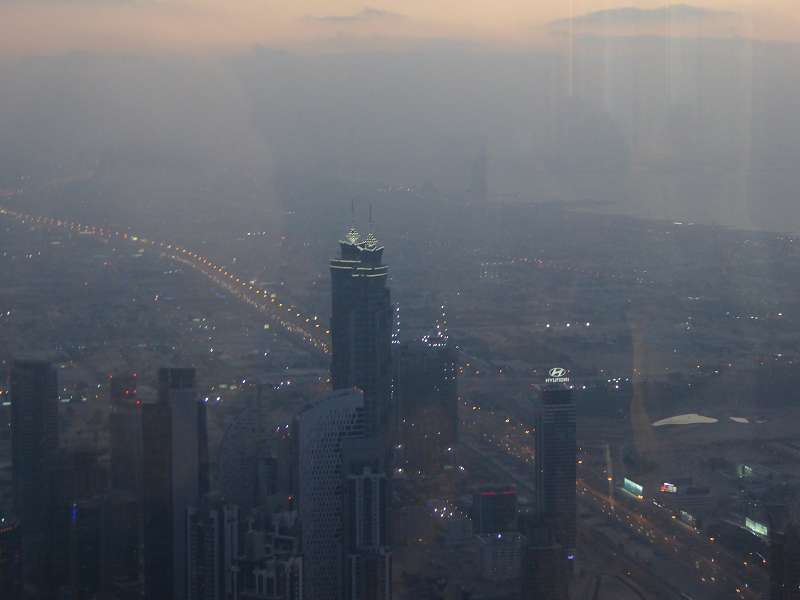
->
[545,367,570,384]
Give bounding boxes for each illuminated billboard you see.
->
[660,482,678,494]
[623,478,644,498]
[745,517,768,537]
[545,367,570,384]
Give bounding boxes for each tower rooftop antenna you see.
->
[345,199,360,245]
[365,203,378,248]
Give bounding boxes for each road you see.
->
[0,205,331,355]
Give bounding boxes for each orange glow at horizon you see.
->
[0,1,797,57]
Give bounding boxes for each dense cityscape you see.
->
[1,177,800,599]
[2,1,800,599]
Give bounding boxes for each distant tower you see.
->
[295,389,364,600]
[329,217,393,437]
[469,141,489,205]
[534,385,576,566]
[10,360,59,592]
[142,368,207,600]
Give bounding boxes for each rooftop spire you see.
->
[345,199,360,244]
[365,203,378,248]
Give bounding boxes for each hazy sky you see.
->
[1,1,798,56]
[2,2,800,233]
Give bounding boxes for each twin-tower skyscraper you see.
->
[298,221,393,600]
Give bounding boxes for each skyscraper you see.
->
[295,389,364,600]
[67,496,103,600]
[109,373,142,496]
[186,502,239,600]
[534,385,576,565]
[394,332,458,472]
[342,437,391,600]
[235,511,303,600]
[142,367,207,600]
[472,486,518,535]
[519,513,568,600]
[770,521,800,600]
[10,359,59,594]
[101,492,141,594]
[106,374,143,595]
[329,225,393,437]
[0,516,22,600]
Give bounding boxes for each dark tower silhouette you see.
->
[329,218,393,437]
[535,385,576,567]
[770,519,800,600]
[142,368,207,600]
[342,437,391,600]
[329,213,394,599]
[10,359,59,596]
[393,307,458,472]
[0,517,22,599]
[519,513,568,600]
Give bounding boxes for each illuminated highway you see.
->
[0,205,331,355]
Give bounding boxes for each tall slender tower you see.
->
[329,222,393,437]
[10,359,59,593]
[142,368,207,600]
[534,385,576,567]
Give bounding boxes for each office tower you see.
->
[50,445,107,590]
[329,225,393,437]
[295,389,364,600]
[472,486,518,535]
[0,516,22,600]
[519,514,568,600]
[770,522,800,600]
[236,511,303,600]
[534,385,576,564]
[109,373,143,496]
[101,492,141,594]
[187,502,239,600]
[394,333,458,472]
[142,368,207,600]
[142,399,172,600]
[342,437,391,600]
[68,497,103,600]
[10,359,59,593]
[56,446,107,502]
[217,384,277,515]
